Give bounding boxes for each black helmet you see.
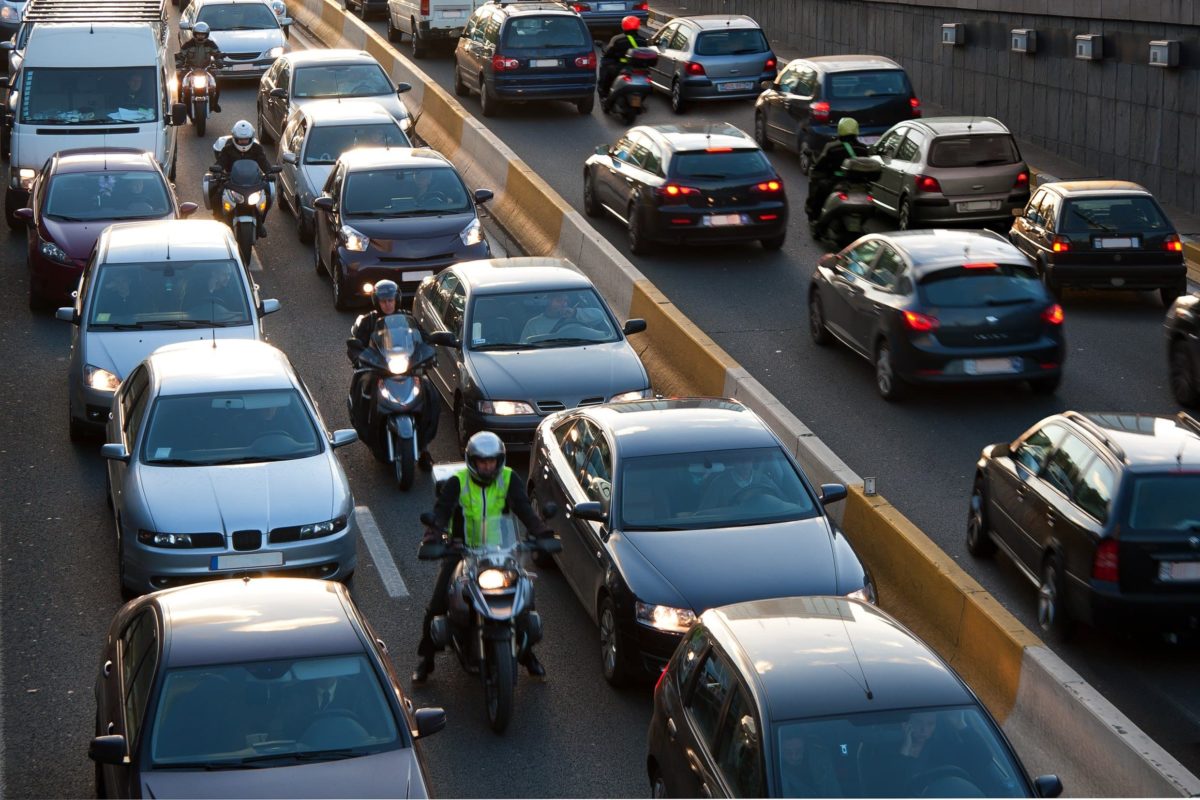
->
[372,279,399,310]
[465,431,505,486]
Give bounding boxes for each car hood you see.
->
[140,748,427,799]
[467,341,647,404]
[42,218,117,260]
[138,455,336,535]
[623,517,842,611]
[85,327,257,381]
[346,213,474,258]
[210,28,283,52]
[296,93,411,123]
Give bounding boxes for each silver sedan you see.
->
[103,339,359,597]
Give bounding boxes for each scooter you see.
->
[346,313,449,490]
[178,65,219,136]
[418,486,560,734]
[602,47,658,124]
[810,156,886,247]
[203,143,279,266]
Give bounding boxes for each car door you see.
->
[268,60,292,138]
[776,65,817,150]
[472,11,501,90]
[108,366,150,521]
[648,21,679,90]
[314,164,345,265]
[595,135,639,212]
[657,626,712,794]
[852,244,904,348]
[417,271,457,403]
[709,682,766,798]
[1011,188,1049,259]
[677,644,738,798]
[761,63,799,145]
[440,278,467,403]
[575,433,614,615]
[551,417,598,600]
[824,238,881,351]
[869,125,908,213]
[1033,431,1100,573]
[277,114,301,199]
[107,608,160,797]
[883,127,922,212]
[988,422,1068,570]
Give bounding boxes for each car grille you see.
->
[190,533,226,548]
[224,52,261,61]
[536,400,565,414]
[233,530,262,551]
[379,253,455,263]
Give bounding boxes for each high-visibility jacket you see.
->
[457,466,512,547]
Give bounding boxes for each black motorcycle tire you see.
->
[393,432,415,491]
[192,99,207,136]
[235,220,255,266]
[484,637,515,734]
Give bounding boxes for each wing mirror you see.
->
[281,151,297,165]
[178,19,192,29]
[313,196,335,212]
[819,483,848,505]
[100,443,130,463]
[0,42,13,52]
[413,707,446,738]
[426,331,460,348]
[396,82,412,94]
[473,188,493,204]
[817,252,839,270]
[179,201,199,217]
[88,735,127,765]
[572,501,607,523]
[622,318,646,335]
[260,298,281,315]
[1034,776,1063,798]
[269,87,288,99]
[170,102,187,127]
[330,429,358,448]
[55,307,78,324]
[280,16,293,26]
[14,207,32,223]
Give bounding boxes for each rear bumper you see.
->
[492,77,596,103]
[645,203,787,245]
[1047,260,1186,290]
[417,20,465,39]
[895,335,1065,384]
[677,74,775,103]
[337,241,490,306]
[1072,577,1200,631]
[909,192,1029,226]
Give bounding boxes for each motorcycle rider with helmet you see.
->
[805,117,870,222]
[413,431,554,683]
[210,119,275,236]
[175,21,224,113]
[598,15,649,101]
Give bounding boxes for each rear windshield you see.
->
[694,28,769,56]
[928,134,1020,168]
[501,15,588,49]
[671,149,772,180]
[1126,475,1200,532]
[918,263,1043,308]
[1060,197,1171,235]
[826,69,910,100]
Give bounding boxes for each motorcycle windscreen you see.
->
[227,159,265,189]
[372,314,419,373]
[476,516,519,552]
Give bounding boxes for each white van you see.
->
[2,0,167,74]
[384,0,486,58]
[2,22,184,228]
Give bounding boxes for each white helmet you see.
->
[192,20,211,40]
[232,119,255,152]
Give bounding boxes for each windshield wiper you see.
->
[207,455,296,465]
[146,458,209,466]
[1070,207,1114,232]
[89,322,147,330]
[472,343,532,351]
[46,213,87,222]
[239,748,372,766]
[626,524,686,531]
[531,336,601,347]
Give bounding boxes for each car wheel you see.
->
[754,111,772,150]
[760,233,785,251]
[874,340,904,401]
[296,199,314,244]
[332,263,350,310]
[966,479,997,558]
[1037,554,1073,642]
[599,595,636,687]
[455,398,469,453]
[1028,373,1061,395]
[480,77,501,117]
[386,14,401,42]
[897,196,913,230]
[68,408,88,442]
[650,767,668,799]
[583,171,601,218]
[808,292,831,346]
[1161,281,1186,308]
[669,79,686,114]
[453,66,469,97]
[576,95,595,115]
[627,202,651,255]
[1170,340,1200,407]
[411,20,428,58]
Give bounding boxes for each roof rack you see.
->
[1177,411,1200,437]
[21,0,165,24]
[1062,411,1127,462]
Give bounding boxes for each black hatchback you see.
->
[809,229,1066,400]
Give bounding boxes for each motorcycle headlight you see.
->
[340,225,369,252]
[246,190,264,206]
[477,568,517,590]
[299,516,347,538]
[39,239,72,265]
[845,581,877,605]
[85,365,121,393]
[459,218,484,247]
[267,46,285,59]
[138,529,195,548]
[610,389,650,403]
[226,189,246,204]
[16,168,36,190]
[478,400,534,416]
[635,602,697,634]
[386,353,410,374]
[192,74,208,91]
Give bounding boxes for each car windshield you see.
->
[694,28,769,56]
[918,264,1043,308]
[928,134,1020,168]
[149,655,401,768]
[197,3,279,30]
[1125,475,1200,532]
[827,69,910,99]
[619,446,818,530]
[469,288,619,349]
[87,260,252,329]
[500,15,588,49]
[19,67,158,124]
[45,170,171,221]
[142,389,322,466]
[774,705,1027,798]
[671,149,772,180]
[1060,196,1170,234]
[343,167,471,216]
[304,123,410,165]
[293,64,394,98]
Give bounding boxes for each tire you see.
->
[1170,340,1200,407]
[332,264,350,310]
[296,199,314,244]
[411,21,428,58]
[599,595,637,687]
[1161,282,1186,308]
[1037,554,1073,642]
[754,111,772,150]
[583,172,601,218]
[761,233,785,251]
[1028,373,1061,395]
[808,292,831,346]
[484,637,515,733]
[966,479,997,558]
[94,759,107,799]
[192,101,207,136]
[453,66,469,97]
[897,196,912,230]
[68,411,88,442]
[650,767,668,800]
[577,95,595,115]
[235,220,255,266]
[480,78,500,117]
[387,14,401,42]
[455,400,469,452]
[669,79,686,114]
[627,202,651,255]
[874,340,904,401]
[393,433,416,491]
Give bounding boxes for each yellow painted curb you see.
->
[496,164,565,257]
[1184,243,1200,284]
[629,280,737,397]
[415,89,464,158]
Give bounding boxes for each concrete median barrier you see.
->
[285,1,1199,793]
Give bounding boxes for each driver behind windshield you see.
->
[520,291,605,342]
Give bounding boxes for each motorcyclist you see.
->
[805,117,870,222]
[413,432,554,683]
[598,16,648,101]
[175,21,223,113]
[210,119,275,236]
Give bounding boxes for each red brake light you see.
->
[570,1,590,10]
[575,52,596,69]
[962,262,997,269]
[1041,303,1065,325]
[1051,236,1070,253]
[633,1,648,9]
[492,55,519,72]
[1165,234,1183,253]
[420,0,429,14]
[1014,171,1029,189]
[657,184,699,200]
[902,310,939,332]
[764,56,776,71]
[753,180,782,193]
[1093,539,1119,582]
[685,61,705,76]
[836,192,849,201]
[909,96,921,117]
[915,175,942,193]
[810,101,830,123]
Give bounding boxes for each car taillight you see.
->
[810,100,830,123]
[492,55,520,72]
[633,1,648,9]
[570,2,590,11]
[915,175,941,193]
[420,0,429,14]
[1165,234,1183,252]
[1093,539,1119,582]
[1014,171,1029,189]
[656,184,699,200]
[654,665,668,694]
[685,61,705,76]
[963,262,997,269]
[764,55,776,71]
[575,52,596,68]
[902,310,939,332]
[1041,303,1064,325]
[1051,236,1070,253]
[909,96,921,117]
[752,179,782,193]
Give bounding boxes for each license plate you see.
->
[1096,237,1138,249]
[858,135,880,145]
[402,270,434,281]
[706,214,744,227]
[1159,561,1200,582]
[531,58,559,68]
[439,9,463,17]
[211,552,284,571]
[718,81,754,93]
[957,200,1000,213]
[965,357,1019,375]
[230,62,257,71]
[598,2,624,9]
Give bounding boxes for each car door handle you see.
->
[666,718,677,742]
[103,660,113,678]
[1046,515,1056,528]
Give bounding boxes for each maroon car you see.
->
[18,149,197,310]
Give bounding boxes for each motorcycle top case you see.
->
[839,156,882,180]
[626,47,658,69]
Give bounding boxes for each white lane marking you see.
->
[355,505,409,598]
[249,249,263,272]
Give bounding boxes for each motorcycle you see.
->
[178,65,219,136]
[602,47,657,124]
[418,484,560,734]
[346,313,449,490]
[203,146,279,266]
[810,156,886,247]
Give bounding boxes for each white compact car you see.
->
[179,0,290,77]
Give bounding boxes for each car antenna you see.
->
[837,613,874,700]
[211,299,218,349]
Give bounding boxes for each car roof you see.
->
[677,15,759,30]
[147,340,296,396]
[797,54,904,72]
[637,121,756,152]
[98,220,236,264]
[868,229,1029,273]
[491,1,575,18]
[282,48,379,66]
[1041,180,1152,197]
[453,257,593,295]
[25,23,158,65]
[299,99,398,126]
[581,398,779,457]
[906,116,1010,136]
[339,146,450,170]
[52,149,160,174]
[156,578,364,668]
[1061,412,1200,469]
[706,597,972,721]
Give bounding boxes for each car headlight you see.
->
[267,46,285,58]
[478,400,535,416]
[192,74,208,91]
[85,365,121,392]
[459,217,484,246]
[299,516,347,538]
[39,239,72,265]
[610,389,650,402]
[386,354,410,374]
[477,568,517,590]
[341,225,369,252]
[138,529,196,548]
[846,581,877,605]
[15,168,36,190]
[635,601,697,634]
[0,7,15,20]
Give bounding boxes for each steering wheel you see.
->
[909,766,976,797]
[349,83,374,95]
[317,152,334,162]
[421,190,450,205]
[730,484,779,505]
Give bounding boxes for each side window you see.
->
[653,21,677,48]
[583,438,612,505]
[638,140,664,176]
[1075,458,1115,522]
[1013,423,1066,473]
[563,419,597,481]
[290,119,307,154]
[842,239,881,276]
[713,688,764,798]
[797,68,818,96]
[278,63,291,91]
[776,64,802,93]
[877,127,906,157]
[323,165,344,197]
[1042,194,1061,231]
[1025,190,1046,225]
[685,647,735,747]
[629,142,654,172]
[462,15,477,40]
[896,130,925,162]
[611,136,636,165]
[484,14,502,45]
[867,246,904,289]
[1042,432,1095,499]
[443,282,466,336]
[120,610,159,745]
[266,59,282,84]
[671,27,691,52]
[675,625,710,690]
[121,367,151,447]
[426,271,453,318]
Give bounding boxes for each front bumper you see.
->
[337,241,490,307]
[460,406,539,452]
[28,246,86,305]
[215,58,276,78]
[1047,260,1186,291]
[73,382,117,432]
[620,616,685,677]
[894,334,1065,385]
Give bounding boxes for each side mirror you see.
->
[330,429,358,448]
[1034,775,1063,798]
[426,331,460,348]
[313,196,335,212]
[622,318,646,336]
[396,82,412,94]
[413,707,446,738]
[572,501,607,523]
[594,144,609,156]
[817,252,838,270]
[179,201,199,217]
[819,483,848,505]
[55,307,78,323]
[260,298,281,315]
[88,735,127,765]
[417,541,446,560]
[268,165,283,175]
[170,102,187,127]
[14,206,32,223]
[100,443,130,463]
[280,16,293,26]
[282,151,297,165]
[473,188,493,204]
[541,501,559,519]
[178,19,192,29]
[0,42,13,52]
[269,87,287,99]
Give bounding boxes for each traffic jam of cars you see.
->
[3,0,1198,796]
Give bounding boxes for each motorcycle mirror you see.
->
[419,512,435,527]
[170,102,187,127]
[396,82,413,94]
[313,196,335,212]
[417,541,446,561]
[541,501,559,519]
[473,188,493,204]
[178,202,199,217]
[269,87,288,99]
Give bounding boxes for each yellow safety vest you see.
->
[457,466,512,547]
[618,34,639,64]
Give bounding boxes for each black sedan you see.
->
[89,578,445,798]
[529,398,873,687]
[412,257,650,452]
[1166,290,1200,407]
[583,122,787,254]
[809,229,1066,401]
[647,597,1063,798]
[313,147,493,309]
